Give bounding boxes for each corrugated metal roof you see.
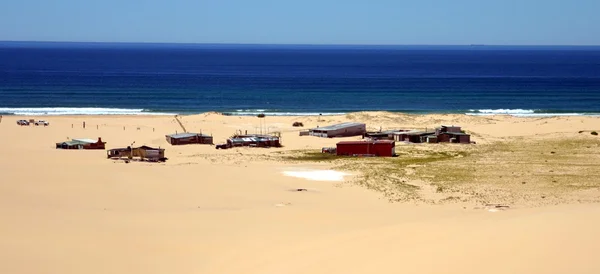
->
[166,133,211,139]
[72,138,97,144]
[58,140,87,146]
[442,132,470,136]
[312,122,365,131]
[401,131,435,136]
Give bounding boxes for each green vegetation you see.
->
[284,148,470,202]
[279,138,600,206]
[592,131,598,136]
[284,151,345,162]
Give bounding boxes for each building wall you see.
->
[167,136,213,145]
[336,142,395,157]
[457,135,471,144]
[437,133,471,143]
[437,134,451,143]
[84,142,105,149]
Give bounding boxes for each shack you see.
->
[309,122,366,138]
[165,133,213,145]
[392,131,435,143]
[435,125,463,135]
[336,140,395,157]
[56,138,106,150]
[364,129,410,140]
[107,146,166,162]
[437,132,471,144]
[217,134,281,149]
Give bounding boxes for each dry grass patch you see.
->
[281,137,600,207]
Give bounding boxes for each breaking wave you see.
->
[0,107,177,116]
[466,109,600,117]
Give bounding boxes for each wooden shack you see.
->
[107,146,166,162]
[165,133,213,145]
[217,134,281,149]
[56,138,106,150]
[437,132,471,144]
[435,125,463,135]
[392,131,435,143]
[229,134,280,148]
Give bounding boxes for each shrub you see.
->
[293,122,304,127]
[592,131,598,136]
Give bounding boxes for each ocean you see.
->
[1,42,600,117]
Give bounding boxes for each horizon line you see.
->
[1,40,600,48]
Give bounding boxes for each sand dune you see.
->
[1,112,599,274]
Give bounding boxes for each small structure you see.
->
[216,134,281,149]
[107,146,166,162]
[336,140,395,157]
[56,138,106,150]
[364,129,410,140]
[322,147,336,154]
[435,125,463,135]
[165,133,213,145]
[426,135,438,143]
[437,132,471,144]
[392,131,436,143]
[309,122,366,138]
[435,125,471,144]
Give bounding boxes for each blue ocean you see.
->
[1,42,600,116]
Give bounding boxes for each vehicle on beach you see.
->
[17,120,29,126]
[215,143,229,149]
[34,120,49,126]
[321,147,336,154]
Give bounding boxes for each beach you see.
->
[1,112,600,274]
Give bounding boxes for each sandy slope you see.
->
[1,113,599,274]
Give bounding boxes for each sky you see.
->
[0,0,598,45]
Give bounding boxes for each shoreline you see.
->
[3,110,600,118]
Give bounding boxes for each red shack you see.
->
[336,140,395,157]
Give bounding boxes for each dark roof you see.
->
[107,147,130,152]
[365,130,398,135]
[166,133,211,139]
[138,145,163,150]
[312,122,365,131]
[109,146,163,151]
[441,132,470,136]
[337,140,394,145]
[402,131,435,136]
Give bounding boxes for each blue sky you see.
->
[0,0,598,45]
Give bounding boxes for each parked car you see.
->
[215,144,229,149]
[321,147,336,154]
[34,120,49,126]
[17,120,29,126]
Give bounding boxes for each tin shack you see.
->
[165,133,213,145]
[107,146,166,162]
[336,140,395,157]
[56,138,106,150]
[309,122,366,138]
[217,134,281,149]
[437,132,471,144]
[392,131,435,143]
